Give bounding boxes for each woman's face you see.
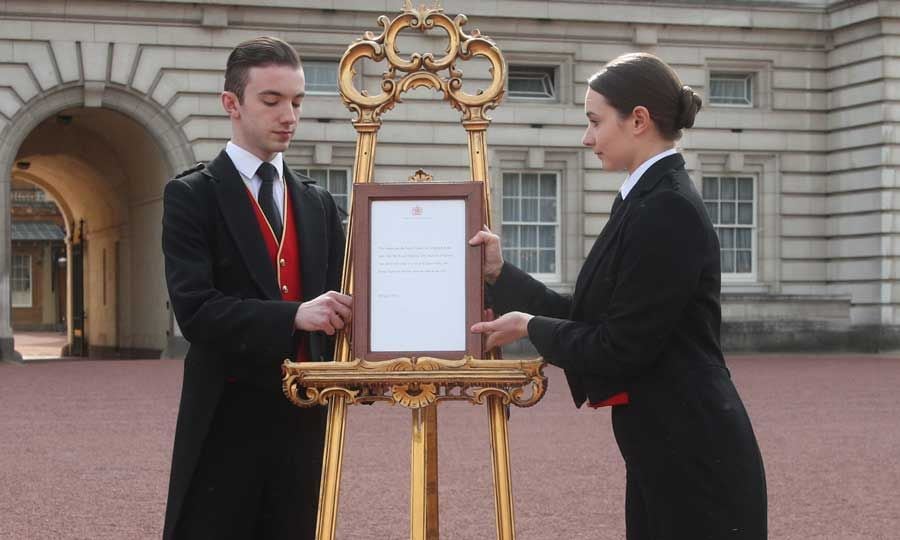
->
[581,88,634,172]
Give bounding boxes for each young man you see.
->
[162,36,351,540]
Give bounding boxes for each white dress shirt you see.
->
[225,141,285,221]
[620,147,678,200]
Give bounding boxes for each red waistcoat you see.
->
[245,185,309,362]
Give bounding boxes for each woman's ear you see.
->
[631,105,652,135]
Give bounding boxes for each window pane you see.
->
[540,198,557,221]
[539,225,555,248]
[11,255,31,307]
[721,251,735,273]
[521,250,537,273]
[705,202,719,223]
[540,174,556,196]
[539,249,556,274]
[738,178,753,201]
[522,199,539,221]
[736,250,752,273]
[521,174,539,196]
[327,179,347,196]
[719,228,734,249]
[508,67,556,99]
[721,203,736,224]
[502,170,559,277]
[721,177,736,200]
[502,198,519,221]
[503,248,518,267]
[736,228,752,249]
[309,169,327,183]
[521,226,537,248]
[738,203,753,225]
[304,61,338,93]
[12,255,29,290]
[706,172,755,275]
[331,168,348,186]
[710,79,745,102]
[503,173,519,195]
[502,225,519,247]
[509,77,547,94]
[710,73,752,105]
[702,177,719,200]
[329,180,346,195]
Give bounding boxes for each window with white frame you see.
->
[303,60,339,94]
[501,172,560,279]
[702,176,756,275]
[709,72,754,106]
[297,167,351,223]
[508,66,557,100]
[11,254,32,307]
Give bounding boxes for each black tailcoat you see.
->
[161,151,344,539]
[489,154,767,539]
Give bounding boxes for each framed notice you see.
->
[351,182,484,361]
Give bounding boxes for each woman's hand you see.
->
[468,226,504,284]
[471,311,534,351]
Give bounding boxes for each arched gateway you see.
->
[1,83,194,361]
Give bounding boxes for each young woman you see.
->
[471,53,767,539]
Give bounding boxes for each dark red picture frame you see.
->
[351,182,484,361]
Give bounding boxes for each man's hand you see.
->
[294,291,352,335]
[468,226,504,285]
[471,311,533,351]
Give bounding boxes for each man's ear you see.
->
[222,91,241,118]
[631,105,652,135]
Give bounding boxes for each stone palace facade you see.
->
[1,0,899,359]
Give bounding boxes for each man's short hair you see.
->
[224,36,301,102]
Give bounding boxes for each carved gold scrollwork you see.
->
[338,3,506,126]
[409,169,434,182]
[283,356,547,410]
[392,383,438,408]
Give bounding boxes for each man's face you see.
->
[223,63,305,161]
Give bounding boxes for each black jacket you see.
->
[490,153,723,405]
[489,154,767,538]
[160,150,344,540]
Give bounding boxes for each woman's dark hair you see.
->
[588,52,702,141]
[225,36,301,103]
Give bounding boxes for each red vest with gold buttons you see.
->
[245,185,310,362]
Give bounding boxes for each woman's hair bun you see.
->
[677,85,703,130]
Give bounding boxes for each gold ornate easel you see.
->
[283,3,546,539]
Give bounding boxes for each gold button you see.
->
[279,258,286,267]
[282,285,289,293]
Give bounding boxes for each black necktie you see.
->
[256,162,283,240]
[611,192,624,217]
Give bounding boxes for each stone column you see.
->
[1,173,21,361]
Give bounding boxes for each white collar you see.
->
[620,147,678,200]
[225,141,284,181]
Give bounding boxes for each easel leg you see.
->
[487,397,516,540]
[411,404,440,540]
[425,405,439,539]
[316,396,348,540]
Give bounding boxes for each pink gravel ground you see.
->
[1,355,899,539]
